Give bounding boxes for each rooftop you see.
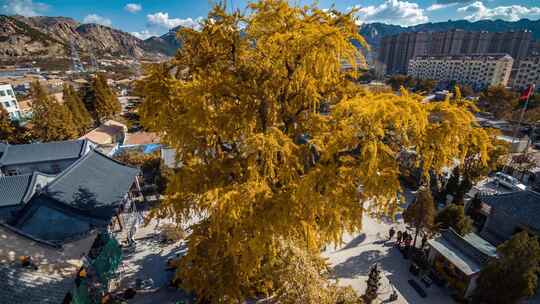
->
[480,190,540,232]
[0,140,89,167]
[80,121,126,146]
[0,172,55,209]
[428,229,497,276]
[0,263,74,304]
[124,132,160,146]
[412,53,513,61]
[42,149,139,219]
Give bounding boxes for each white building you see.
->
[513,56,540,91]
[408,54,513,90]
[0,83,21,121]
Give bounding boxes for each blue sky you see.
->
[1,0,539,39]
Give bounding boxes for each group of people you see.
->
[388,227,413,248]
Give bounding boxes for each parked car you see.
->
[494,172,527,191]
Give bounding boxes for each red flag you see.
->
[520,84,535,100]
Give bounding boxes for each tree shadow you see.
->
[331,250,383,278]
[72,187,98,209]
[340,233,367,251]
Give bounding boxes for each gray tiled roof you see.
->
[0,142,6,155]
[0,140,88,166]
[0,263,73,304]
[428,229,497,276]
[0,172,56,208]
[0,174,33,208]
[481,190,540,232]
[43,149,139,219]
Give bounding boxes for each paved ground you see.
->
[114,218,193,304]
[324,214,454,304]
[115,190,456,304]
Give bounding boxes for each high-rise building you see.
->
[378,30,533,75]
[0,83,21,121]
[513,56,540,91]
[408,54,513,90]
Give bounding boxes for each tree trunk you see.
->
[414,225,419,248]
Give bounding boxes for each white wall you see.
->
[0,84,21,120]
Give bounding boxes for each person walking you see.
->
[421,235,428,249]
[389,227,396,240]
[396,230,403,245]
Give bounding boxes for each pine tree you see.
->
[435,204,473,235]
[364,263,382,303]
[30,81,78,141]
[474,232,540,304]
[0,106,16,142]
[63,84,93,135]
[403,186,437,246]
[136,1,498,302]
[83,74,121,123]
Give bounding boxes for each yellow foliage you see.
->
[137,1,496,302]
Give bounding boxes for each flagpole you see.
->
[509,85,534,170]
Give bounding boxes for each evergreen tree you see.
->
[403,186,437,246]
[30,81,78,141]
[364,263,382,303]
[84,74,121,123]
[445,166,461,202]
[474,232,540,304]
[435,204,473,235]
[0,106,16,142]
[63,84,93,135]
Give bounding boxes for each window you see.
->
[6,89,13,96]
[0,90,4,97]
[3,101,10,108]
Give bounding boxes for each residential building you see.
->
[80,120,127,147]
[407,54,513,90]
[0,139,94,176]
[0,83,21,121]
[378,30,533,75]
[513,56,540,90]
[427,228,497,298]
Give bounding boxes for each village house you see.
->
[80,120,128,152]
[427,228,497,299]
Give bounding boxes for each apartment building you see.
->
[513,56,540,91]
[408,54,513,90]
[0,83,21,121]
[378,30,533,75]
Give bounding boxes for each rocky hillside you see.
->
[0,15,166,58]
[1,14,538,59]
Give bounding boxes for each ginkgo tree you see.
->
[137,1,496,302]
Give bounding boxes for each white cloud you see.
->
[2,0,48,16]
[352,0,428,26]
[125,3,142,14]
[147,12,202,29]
[83,14,112,27]
[131,30,158,40]
[426,3,458,11]
[458,1,540,21]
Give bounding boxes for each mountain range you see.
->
[358,18,540,50]
[0,15,539,59]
